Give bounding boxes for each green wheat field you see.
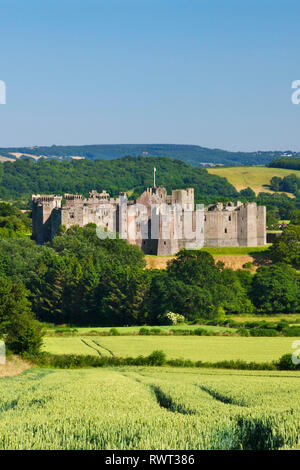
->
[43,335,298,363]
[1,334,299,450]
[1,367,299,450]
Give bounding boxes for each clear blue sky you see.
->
[1,0,300,151]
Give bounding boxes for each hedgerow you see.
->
[25,351,299,371]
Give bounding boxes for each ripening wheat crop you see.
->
[0,367,299,450]
[43,335,298,363]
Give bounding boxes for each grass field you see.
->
[200,246,270,255]
[145,246,269,258]
[0,367,299,449]
[207,166,299,195]
[228,313,300,323]
[43,336,297,363]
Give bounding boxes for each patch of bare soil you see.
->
[145,256,174,269]
[146,254,270,271]
[0,356,31,378]
[214,255,256,271]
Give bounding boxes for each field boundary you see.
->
[27,351,300,371]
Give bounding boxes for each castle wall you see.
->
[127,203,149,249]
[32,195,62,244]
[61,199,118,235]
[116,194,129,240]
[31,203,43,244]
[204,202,266,247]
[178,206,205,250]
[257,205,266,245]
[237,203,258,246]
[157,209,179,256]
[204,210,239,247]
[51,209,62,240]
[171,188,194,210]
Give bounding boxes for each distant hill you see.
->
[0,144,299,166]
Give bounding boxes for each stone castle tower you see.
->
[204,201,266,247]
[31,195,62,245]
[32,187,266,253]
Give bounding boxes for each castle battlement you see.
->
[32,194,62,204]
[64,194,83,200]
[31,187,266,253]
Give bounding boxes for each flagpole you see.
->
[154,167,156,188]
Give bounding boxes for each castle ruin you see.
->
[32,187,266,254]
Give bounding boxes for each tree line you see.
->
[268,158,300,171]
[270,174,300,197]
[0,203,31,238]
[0,156,238,203]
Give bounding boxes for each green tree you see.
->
[270,176,282,191]
[239,187,256,200]
[290,210,300,225]
[167,249,221,287]
[214,268,254,314]
[266,209,280,229]
[95,264,150,326]
[269,225,300,268]
[235,269,253,295]
[146,250,253,321]
[250,264,300,313]
[29,251,67,323]
[0,277,43,354]
[145,271,213,322]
